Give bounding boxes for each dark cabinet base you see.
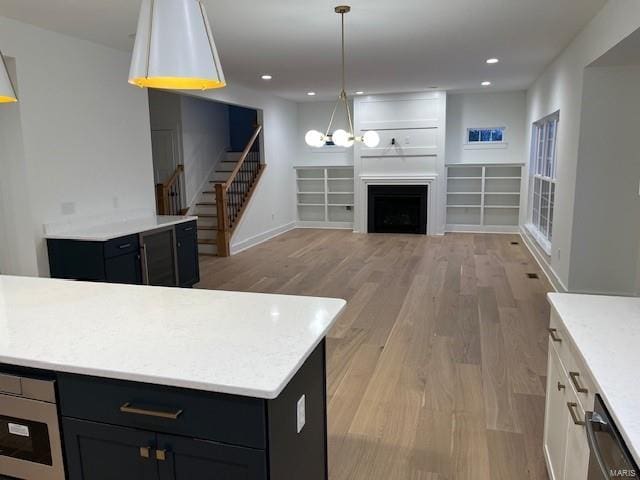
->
[56,341,327,480]
[47,220,199,288]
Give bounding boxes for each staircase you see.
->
[192,125,264,257]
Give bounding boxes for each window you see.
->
[528,112,558,254]
[467,127,505,144]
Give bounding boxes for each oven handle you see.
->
[586,411,610,479]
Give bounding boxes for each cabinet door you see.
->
[156,434,267,480]
[140,228,178,286]
[176,233,199,287]
[544,342,570,480]
[563,388,590,480]
[105,251,142,284]
[62,418,158,480]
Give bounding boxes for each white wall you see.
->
[0,16,155,276]
[568,65,640,295]
[295,101,354,167]
[522,0,640,291]
[184,84,297,252]
[0,57,39,275]
[446,92,526,165]
[353,91,447,234]
[180,96,229,206]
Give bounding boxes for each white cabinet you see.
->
[295,167,354,228]
[543,314,593,480]
[445,164,522,233]
[544,343,569,480]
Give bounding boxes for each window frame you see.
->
[527,112,559,255]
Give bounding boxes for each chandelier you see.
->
[304,6,380,149]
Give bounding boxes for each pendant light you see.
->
[305,6,379,149]
[0,51,18,103]
[129,0,225,90]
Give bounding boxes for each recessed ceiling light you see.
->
[261,74,272,80]
[307,91,316,96]
[355,91,364,95]
[486,58,499,64]
[481,81,492,86]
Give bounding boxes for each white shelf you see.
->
[295,167,354,226]
[446,164,522,233]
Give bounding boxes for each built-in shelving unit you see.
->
[446,164,522,233]
[295,166,354,228]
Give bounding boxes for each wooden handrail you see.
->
[164,164,184,189]
[222,126,262,192]
[156,164,184,215]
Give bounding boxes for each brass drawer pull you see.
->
[139,446,150,458]
[156,449,167,461]
[569,372,588,394]
[120,402,183,420]
[567,402,585,426]
[548,328,562,342]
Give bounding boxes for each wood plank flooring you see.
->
[198,229,552,480]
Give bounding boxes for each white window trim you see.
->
[527,112,559,254]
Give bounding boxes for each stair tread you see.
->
[197,202,216,206]
[197,226,217,230]
[199,252,217,257]
[198,213,217,218]
[198,239,217,245]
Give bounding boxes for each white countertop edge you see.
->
[0,299,346,400]
[44,216,198,241]
[547,292,640,464]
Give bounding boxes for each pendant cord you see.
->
[341,12,346,94]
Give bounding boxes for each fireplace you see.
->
[367,185,428,234]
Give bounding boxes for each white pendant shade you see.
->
[129,0,225,90]
[0,51,17,103]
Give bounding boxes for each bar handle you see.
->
[120,402,183,420]
[569,372,588,394]
[548,328,562,342]
[557,381,565,392]
[567,402,585,426]
[118,243,132,249]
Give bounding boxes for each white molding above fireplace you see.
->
[356,174,439,235]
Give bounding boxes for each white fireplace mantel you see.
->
[355,174,439,235]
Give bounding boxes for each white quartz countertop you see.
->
[0,276,345,399]
[548,293,640,463]
[44,215,197,241]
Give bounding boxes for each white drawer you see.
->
[549,309,596,413]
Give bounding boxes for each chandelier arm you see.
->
[325,97,342,138]
[344,93,355,137]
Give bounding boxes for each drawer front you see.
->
[549,309,596,412]
[57,374,266,449]
[104,235,140,259]
[175,221,197,239]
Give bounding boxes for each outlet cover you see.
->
[296,395,306,433]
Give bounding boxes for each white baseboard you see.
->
[230,222,296,255]
[519,226,567,293]
[295,221,354,230]
[446,224,520,234]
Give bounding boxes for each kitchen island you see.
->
[0,275,345,480]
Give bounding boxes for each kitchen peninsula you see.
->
[0,275,345,480]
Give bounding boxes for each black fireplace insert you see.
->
[367,185,428,234]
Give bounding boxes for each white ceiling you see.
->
[0,0,608,101]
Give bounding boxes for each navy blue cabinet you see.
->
[57,342,327,480]
[47,221,199,287]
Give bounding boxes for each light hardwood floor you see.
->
[198,229,552,480]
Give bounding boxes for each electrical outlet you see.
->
[296,395,306,433]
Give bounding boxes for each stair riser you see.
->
[198,243,218,255]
